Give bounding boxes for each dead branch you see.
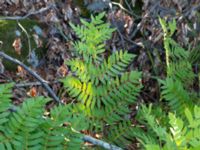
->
[0,51,61,103]
[83,135,123,150]
[0,4,55,20]
[14,81,59,88]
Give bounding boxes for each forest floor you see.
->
[0,0,200,149]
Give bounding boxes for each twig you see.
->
[111,2,139,18]
[0,4,55,20]
[108,2,125,49]
[17,22,32,54]
[0,51,61,103]
[130,21,142,39]
[14,81,59,88]
[82,135,123,150]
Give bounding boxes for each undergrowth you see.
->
[0,13,199,150]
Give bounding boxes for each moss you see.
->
[0,19,46,71]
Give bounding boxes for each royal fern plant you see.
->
[159,18,198,116]
[132,18,200,149]
[62,12,142,148]
[0,83,86,149]
[134,104,200,150]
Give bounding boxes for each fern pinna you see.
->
[62,12,142,148]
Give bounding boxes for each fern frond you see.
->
[168,113,186,146]
[106,121,138,148]
[0,83,13,126]
[189,45,200,64]
[160,18,195,86]
[67,50,135,86]
[70,13,114,58]
[164,38,189,61]
[63,12,142,149]
[0,97,48,149]
[160,78,192,115]
[63,70,141,110]
[96,71,142,107]
[95,51,135,85]
[167,61,194,85]
[40,103,86,150]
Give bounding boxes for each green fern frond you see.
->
[160,18,195,86]
[0,83,86,149]
[63,70,141,109]
[67,50,135,85]
[96,71,142,107]
[70,13,115,59]
[167,61,194,85]
[0,83,13,126]
[0,97,48,149]
[189,44,200,64]
[0,83,13,112]
[160,78,192,115]
[168,113,186,146]
[63,12,142,149]
[106,121,136,148]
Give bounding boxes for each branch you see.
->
[0,51,61,103]
[82,135,123,150]
[14,81,59,88]
[0,4,55,20]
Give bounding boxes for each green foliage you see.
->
[62,13,142,148]
[159,18,194,86]
[158,18,197,117]
[0,83,85,150]
[133,18,200,150]
[135,105,200,150]
[160,78,193,115]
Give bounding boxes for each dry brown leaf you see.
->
[17,65,26,78]
[33,33,43,48]
[12,37,22,55]
[56,64,68,77]
[27,87,37,97]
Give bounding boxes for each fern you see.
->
[159,18,194,86]
[160,78,193,115]
[0,84,86,150]
[62,13,142,148]
[158,18,198,117]
[0,83,13,126]
[132,18,200,149]
[135,104,200,150]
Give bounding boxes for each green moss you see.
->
[0,19,46,71]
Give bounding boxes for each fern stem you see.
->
[164,38,170,76]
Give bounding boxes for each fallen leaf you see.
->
[33,33,43,48]
[57,64,68,77]
[17,65,26,78]
[12,37,22,55]
[27,87,37,97]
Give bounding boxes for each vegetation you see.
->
[0,5,200,150]
[62,12,142,148]
[0,83,84,149]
